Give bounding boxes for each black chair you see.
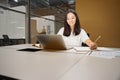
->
[2,34,13,46]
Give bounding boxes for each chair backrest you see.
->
[2,34,10,43]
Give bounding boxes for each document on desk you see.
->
[97,47,118,51]
[73,47,90,52]
[89,51,120,59]
[73,47,120,58]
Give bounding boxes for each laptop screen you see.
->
[37,34,67,50]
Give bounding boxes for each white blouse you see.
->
[57,27,89,47]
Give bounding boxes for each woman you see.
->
[57,9,97,50]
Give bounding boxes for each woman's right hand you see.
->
[90,42,97,50]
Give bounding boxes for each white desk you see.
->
[0,44,120,80]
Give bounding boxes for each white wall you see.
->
[0,6,25,39]
[32,15,55,34]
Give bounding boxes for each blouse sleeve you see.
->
[80,29,90,43]
[57,27,64,35]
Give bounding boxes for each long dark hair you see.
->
[63,9,81,36]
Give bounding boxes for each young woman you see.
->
[57,9,97,50]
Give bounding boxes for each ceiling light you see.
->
[14,0,18,2]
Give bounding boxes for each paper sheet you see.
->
[97,47,117,51]
[88,51,120,59]
[73,47,90,52]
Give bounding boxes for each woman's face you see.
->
[67,12,76,29]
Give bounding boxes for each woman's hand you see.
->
[85,39,97,50]
[90,42,97,50]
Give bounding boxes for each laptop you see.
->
[37,34,72,50]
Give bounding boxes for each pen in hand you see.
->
[94,35,101,43]
[88,35,101,55]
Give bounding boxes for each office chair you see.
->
[2,34,13,46]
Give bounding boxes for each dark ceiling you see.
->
[0,0,75,23]
[6,0,75,9]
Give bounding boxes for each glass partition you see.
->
[0,6,25,39]
[0,0,26,46]
[0,0,75,46]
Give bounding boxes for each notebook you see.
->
[37,34,72,50]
